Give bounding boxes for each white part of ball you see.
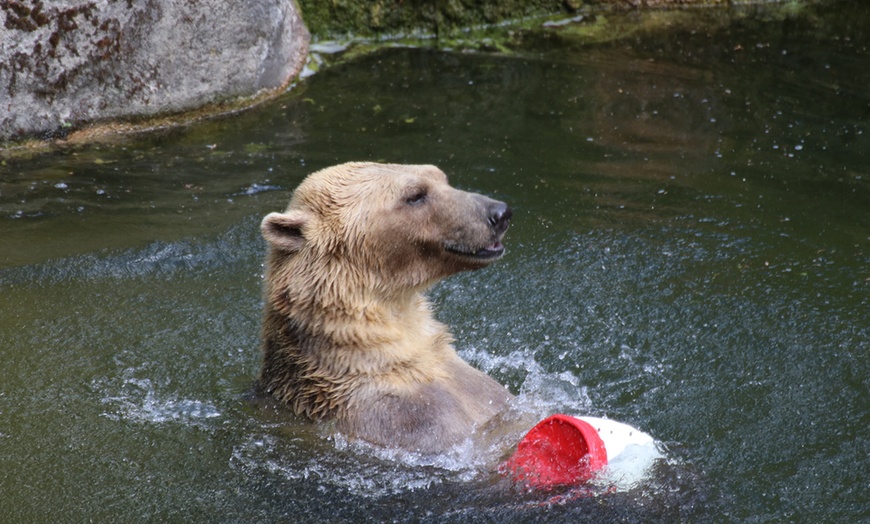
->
[578,416,663,490]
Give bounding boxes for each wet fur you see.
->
[260,162,513,452]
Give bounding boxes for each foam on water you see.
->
[100,376,221,426]
[230,431,485,498]
[236,183,283,196]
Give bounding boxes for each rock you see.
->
[0,0,309,141]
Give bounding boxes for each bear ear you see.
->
[261,211,309,253]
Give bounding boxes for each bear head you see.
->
[261,162,512,297]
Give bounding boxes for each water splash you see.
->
[236,183,283,196]
[100,376,221,425]
[230,431,485,498]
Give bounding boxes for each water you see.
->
[1,2,868,522]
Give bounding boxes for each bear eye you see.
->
[405,188,428,206]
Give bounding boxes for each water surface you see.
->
[1,2,868,522]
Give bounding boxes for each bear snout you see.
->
[487,201,512,236]
[441,196,512,262]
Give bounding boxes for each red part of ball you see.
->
[503,414,608,488]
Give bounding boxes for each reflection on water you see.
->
[1,2,868,522]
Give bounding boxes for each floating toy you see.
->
[503,414,660,489]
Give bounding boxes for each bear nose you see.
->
[487,201,512,233]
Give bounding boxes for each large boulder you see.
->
[0,0,309,141]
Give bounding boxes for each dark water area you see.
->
[1,2,868,522]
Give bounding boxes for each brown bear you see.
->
[259,162,514,453]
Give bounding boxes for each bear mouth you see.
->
[445,239,505,260]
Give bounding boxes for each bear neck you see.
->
[262,254,456,420]
[270,250,446,352]
[310,285,449,359]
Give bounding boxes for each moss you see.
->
[296,0,815,39]
[296,0,572,39]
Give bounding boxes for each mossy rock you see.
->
[297,0,573,39]
[296,0,800,40]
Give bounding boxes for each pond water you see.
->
[1,1,868,522]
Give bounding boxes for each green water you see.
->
[1,2,868,522]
